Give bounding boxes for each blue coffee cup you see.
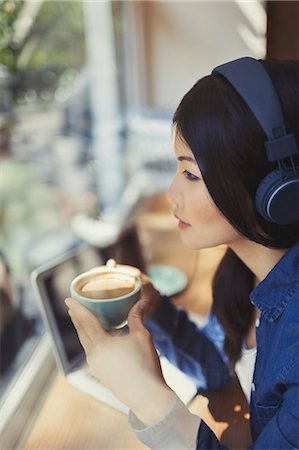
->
[70,266,142,329]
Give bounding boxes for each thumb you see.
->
[128,299,148,332]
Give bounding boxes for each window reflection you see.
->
[0,0,95,397]
[0,251,38,394]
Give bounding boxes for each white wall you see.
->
[130,1,266,111]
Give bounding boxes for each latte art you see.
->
[77,273,136,300]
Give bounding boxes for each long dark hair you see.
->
[173,60,299,364]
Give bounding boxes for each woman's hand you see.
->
[65,297,175,426]
[105,259,163,318]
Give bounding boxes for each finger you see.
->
[138,287,159,315]
[140,272,151,284]
[105,259,142,279]
[118,265,141,277]
[110,263,141,278]
[67,307,93,353]
[127,299,149,332]
[106,258,117,268]
[65,298,108,343]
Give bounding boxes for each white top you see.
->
[235,345,257,403]
[129,346,257,449]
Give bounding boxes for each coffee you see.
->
[70,264,142,329]
[76,272,136,300]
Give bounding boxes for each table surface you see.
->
[24,373,251,450]
[23,194,252,449]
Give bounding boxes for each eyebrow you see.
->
[177,155,197,164]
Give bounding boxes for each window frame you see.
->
[0,334,56,448]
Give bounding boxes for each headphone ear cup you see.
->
[255,170,281,221]
[255,168,299,224]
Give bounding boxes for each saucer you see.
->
[147,265,188,296]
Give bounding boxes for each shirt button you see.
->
[255,318,260,327]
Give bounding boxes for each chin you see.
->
[180,232,224,251]
[180,233,202,250]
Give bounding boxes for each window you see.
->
[0,3,94,445]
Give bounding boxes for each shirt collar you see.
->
[250,241,299,322]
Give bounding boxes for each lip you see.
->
[174,214,191,229]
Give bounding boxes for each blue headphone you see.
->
[212,57,299,225]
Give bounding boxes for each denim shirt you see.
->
[145,241,299,449]
[145,300,231,391]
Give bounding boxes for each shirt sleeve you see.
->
[145,296,231,390]
[129,394,201,450]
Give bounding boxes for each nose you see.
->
[167,175,183,209]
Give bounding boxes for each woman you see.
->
[66,57,299,449]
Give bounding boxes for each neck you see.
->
[229,239,288,284]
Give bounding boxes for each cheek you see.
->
[183,191,239,248]
[187,188,216,224]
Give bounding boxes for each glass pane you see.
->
[0,0,95,397]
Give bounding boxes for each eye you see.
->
[183,170,200,181]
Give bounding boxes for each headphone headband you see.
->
[212,57,299,224]
[212,57,298,163]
